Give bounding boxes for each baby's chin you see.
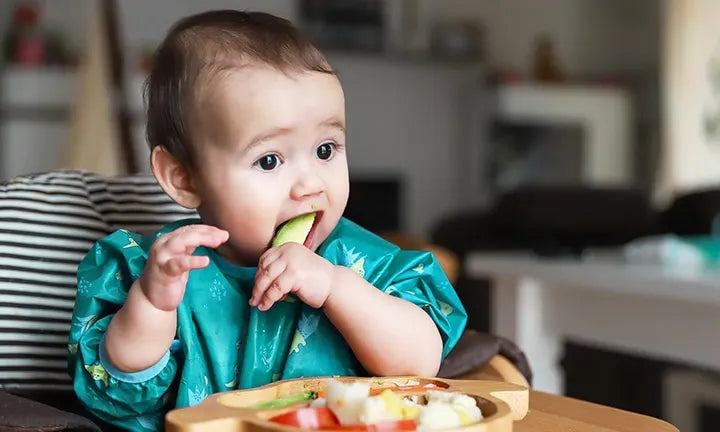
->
[215,242,265,267]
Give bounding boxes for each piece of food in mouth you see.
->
[272,212,317,247]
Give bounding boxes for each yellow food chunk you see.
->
[380,389,404,418]
[454,408,472,425]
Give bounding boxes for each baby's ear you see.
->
[151,146,201,209]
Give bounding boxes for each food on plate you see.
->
[327,379,372,424]
[250,390,315,409]
[417,391,482,429]
[267,379,483,430]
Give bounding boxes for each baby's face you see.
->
[188,64,349,265]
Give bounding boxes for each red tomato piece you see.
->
[269,407,340,429]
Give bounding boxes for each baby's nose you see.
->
[290,173,325,200]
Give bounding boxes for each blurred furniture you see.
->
[344,178,402,234]
[433,183,720,427]
[433,186,659,258]
[298,0,383,52]
[466,83,632,208]
[465,252,720,395]
[663,188,720,236]
[664,368,720,432]
[0,169,530,430]
[431,185,659,332]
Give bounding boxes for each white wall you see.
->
[328,54,481,235]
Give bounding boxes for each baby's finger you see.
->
[165,225,229,254]
[254,251,285,283]
[251,259,286,306]
[154,224,205,247]
[257,247,280,271]
[160,255,210,277]
[258,273,293,311]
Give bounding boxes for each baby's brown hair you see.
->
[145,10,333,168]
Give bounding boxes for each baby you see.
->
[68,10,466,431]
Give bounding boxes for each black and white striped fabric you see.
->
[0,170,196,392]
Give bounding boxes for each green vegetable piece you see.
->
[249,390,316,409]
[272,213,316,247]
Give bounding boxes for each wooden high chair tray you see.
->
[166,376,529,432]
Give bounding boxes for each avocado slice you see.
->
[272,213,316,247]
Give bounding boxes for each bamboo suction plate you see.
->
[166,377,529,432]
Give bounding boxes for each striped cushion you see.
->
[0,170,196,392]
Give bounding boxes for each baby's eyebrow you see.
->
[320,118,346,133]
[244,127,292,152]
[242,118,345,153]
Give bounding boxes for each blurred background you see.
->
[1,1,719,430]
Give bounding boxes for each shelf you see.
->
[0,66,148,119]
[1,66,77,109]
[494,83,631,124]
[491,82,633,185]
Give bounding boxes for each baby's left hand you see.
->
[251,243,336,311]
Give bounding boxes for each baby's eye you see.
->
[254,154,282,171]
[316,142,335,160]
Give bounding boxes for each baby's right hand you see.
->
[138,224,229,311]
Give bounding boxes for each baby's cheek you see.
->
[222,228,270,263]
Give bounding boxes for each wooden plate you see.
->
[166,376,529,432]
